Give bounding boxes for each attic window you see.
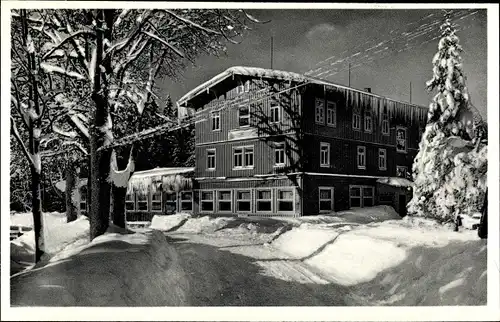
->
[244,80,250,92]
[239,105,250,127]
[237,83,244,94]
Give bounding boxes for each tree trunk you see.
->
[31,165,44,262]
[65,161,78,223]
[89,9,114,240]
[111,186,127,228]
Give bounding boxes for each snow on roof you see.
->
[376,177,414,188]
[131,167,195,179]
[177,66,427,110]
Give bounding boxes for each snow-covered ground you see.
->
[10,206,486,306]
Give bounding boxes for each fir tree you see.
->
[408,13,487,222]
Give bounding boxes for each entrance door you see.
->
[399,194,407,217]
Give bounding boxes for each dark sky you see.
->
[159,9,487,119]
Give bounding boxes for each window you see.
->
[274,142,286,166]
[315,98,325,124]
[364,109,373,132]
[239,105,250,127]
[165,192,177,214]
[236,84,244,94]
[270,103,281,123]
[151,191,162,212]
[357,146,366,170]
[200,191,214,212]
[244,80,250,92]
[136,191,148,211]
[180,191,193,211]
[207,149,216,170]
[236,190,251,212]
[277,189,294,212]
[319,187,334,212]
[211,111,220,131]
[80,186,87,211]
[233,146,253,169]
[352,111,361,130]
[396,127,407,152]
[363,187,374,207]
[350,186,361,208]
[320,142,330,167]
[244,147,254,168]
[326,101,337,127]
[217,190,232,212]
[378,148,387,170]
[349,185,374,208]
[382,108,389,135]
[125,192,135,211]
[256,190,272,212]
[396,166,408,179]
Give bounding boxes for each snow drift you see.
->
[150,213,191,232]
[10,230,190,306]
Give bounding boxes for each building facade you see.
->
[178,66,428,217]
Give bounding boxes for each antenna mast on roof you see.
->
[348,62,351,87]
[270,37,274,69]
[410,81,412,103]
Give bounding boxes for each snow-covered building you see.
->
[176,66,428,217]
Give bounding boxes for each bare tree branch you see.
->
[162,9,222,35]
[141,30,185,58]
[10,116,35,166]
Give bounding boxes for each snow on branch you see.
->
[42,30,95,61]
[68,113,90,140]
[141,31,185,58]
[40,62,86,81]
[108,149,135,188]
[62,140,89,156]
[163,10,222,35]
[10,116,35,167]
[53,125,78,139]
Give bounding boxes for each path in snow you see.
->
[166,233,350,305]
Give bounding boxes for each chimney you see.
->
[364,87,371,93]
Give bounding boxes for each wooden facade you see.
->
[175,66,428,217]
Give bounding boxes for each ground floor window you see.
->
[165,192,177,213]
[236,190,251,212]
[319,187,334,212]
[218,190,232,212]
[349,185,374,208]
[256,189,272,212]
[125,192,135,211]
[151,190,162,212]
[277,189,294,212]
[180,191,193,211]
[136,191,148,211]
[200,191,214,212]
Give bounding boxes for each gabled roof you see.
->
[177,66,427,110]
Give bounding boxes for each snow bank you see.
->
[175,216,235,233]
[334,205,400,224]
[10,211,67,229]
[11,230,190,306]
[150,213,191,232]
[302,219,479,287]
[272,228,340,259]
[349,241,487,305]
[11,216,90,267]
[305,234,407,286]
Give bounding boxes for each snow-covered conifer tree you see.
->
[408,13,487,222]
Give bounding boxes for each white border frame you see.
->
[320,141,330,167]
[199,189,215,214]
[206,148,216,171]
[357,145,366,170]
[1,3,498,322]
